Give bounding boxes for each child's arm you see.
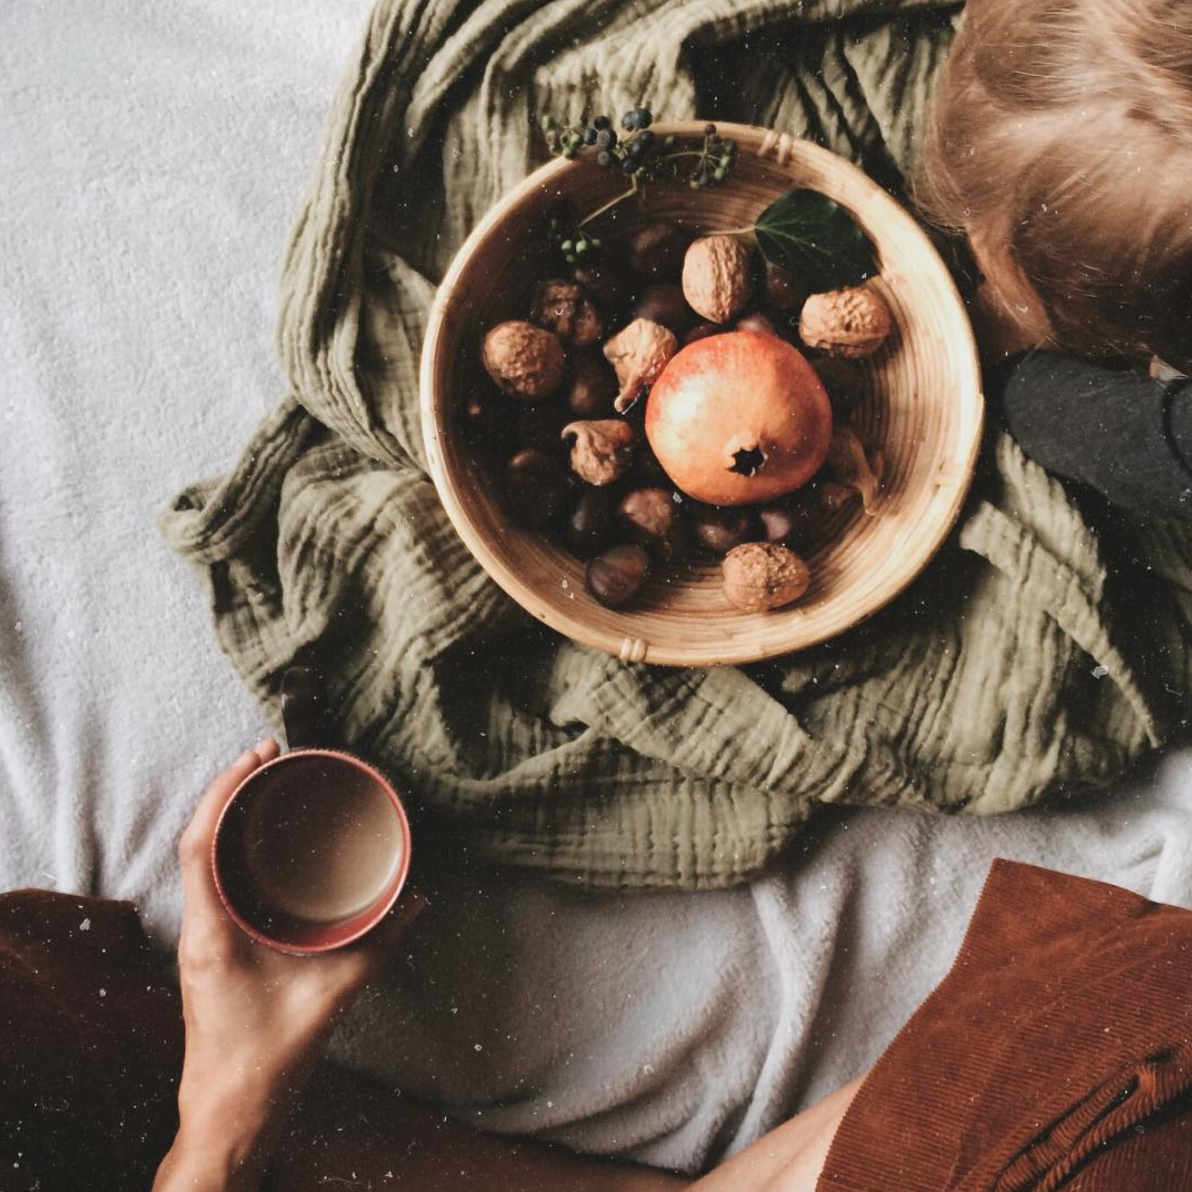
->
[995,352,1192,519]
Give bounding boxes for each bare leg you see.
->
[266,1062,689,1192]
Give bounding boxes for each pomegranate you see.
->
[644,331,833,507]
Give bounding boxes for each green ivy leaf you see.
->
[753,189,876,290]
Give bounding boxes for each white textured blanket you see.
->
[3,0,1191,1176]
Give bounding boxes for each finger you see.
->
[181,738,278,859]
[178,739,279,920]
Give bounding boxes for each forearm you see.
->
[153,1125,269,1192]
[997,352,1192,519]
[153,1076,286,1192]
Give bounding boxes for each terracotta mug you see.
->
[212,667,412,954]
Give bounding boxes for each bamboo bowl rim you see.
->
[419,122,983,667]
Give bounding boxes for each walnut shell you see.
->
[561,419,637,486]
[602,318,678,413]
[721,542,810,612]
[681,235,753,324]
[481,320,565,400]
[531,279,603,348]
[799,285,892,359]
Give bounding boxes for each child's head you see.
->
[916,0,1192,370]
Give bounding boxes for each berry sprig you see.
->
[545,203,601,264]
[539,109,738,257]
[687,123,738,191]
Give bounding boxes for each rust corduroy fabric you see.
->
[818,860,1192,1191]
[0,891,183,1192]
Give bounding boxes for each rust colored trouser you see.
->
[819,860,1192,1191]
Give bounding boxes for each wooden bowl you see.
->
[420,122,982,667]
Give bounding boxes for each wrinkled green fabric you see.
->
[161,0,1192,889]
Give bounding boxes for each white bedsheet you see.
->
[3,0,1192,1176]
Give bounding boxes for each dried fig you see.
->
[602,318,678,413]
[561,419,637,486]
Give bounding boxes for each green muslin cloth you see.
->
[161,0,1192,889]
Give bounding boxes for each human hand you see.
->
[154,741,425,1192]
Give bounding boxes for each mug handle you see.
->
[280,665,330,750]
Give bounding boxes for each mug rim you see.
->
[211,747,413,955]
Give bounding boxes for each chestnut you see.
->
[572,259,628,311]
[504,449,567,527]
[567,352,618,418]
[735,312,781,337]
[514,404,569,456]
[633,283,695,335]
[630,442,671,485]
[813,357,866,417]
[460,388,506,450]
[586,544,650,608]
[629,221,689,277]
[617,487,686,562]
[690,504,754,554]
[763,261,809,314]
[757,505,802,546]
[566,489,614,557]
[683,322,720,345]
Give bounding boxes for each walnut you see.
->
[721,542,810,612]
[602,318,678,413]
[681,235,753,324]
[530,279,603,348]
[561,419,637,486]
[481,320,565,400]
[799,285,892,358]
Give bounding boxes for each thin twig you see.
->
[578,176,640,226]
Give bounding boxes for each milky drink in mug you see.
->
[213,749,411,953]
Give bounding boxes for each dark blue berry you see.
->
[621,110,639,130]
[583,126,598,145]
[593,115,611,131]
[636,108,653,129]
[596,128,618,149]
[636,129,655,148]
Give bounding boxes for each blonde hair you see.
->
[916,0,1192,369]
